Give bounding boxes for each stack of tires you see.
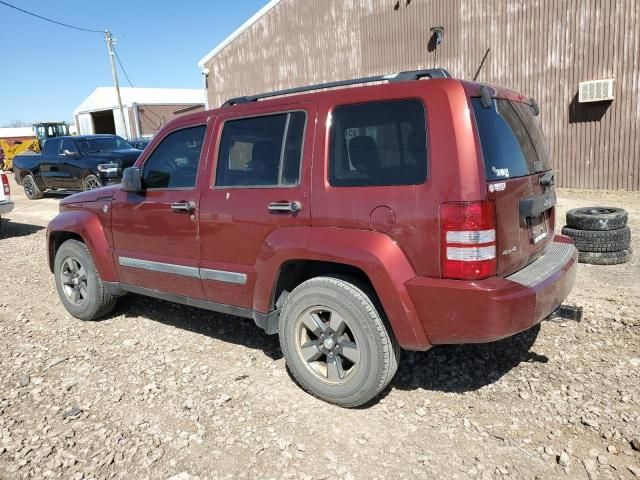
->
[562,207,633,265]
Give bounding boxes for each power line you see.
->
[113,47,134,88]
[0,0,103,33]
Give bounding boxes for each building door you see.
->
[91,110,116,134]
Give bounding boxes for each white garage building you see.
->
[73,87,205,139]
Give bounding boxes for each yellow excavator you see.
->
[1,122,70,171]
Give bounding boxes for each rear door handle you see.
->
[171,201,196,213]
[268,201,302,213]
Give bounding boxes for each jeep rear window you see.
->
[329,100,427,187]
[471,98,552,181]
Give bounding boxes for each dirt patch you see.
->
[1,188,639,479]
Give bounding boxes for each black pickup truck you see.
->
[13,135,142,200]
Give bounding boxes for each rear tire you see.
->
[561,226,631,252]
[54,239,117,320]
[23,174,43,200]
[83,175,102,191]
[578,249,633,265]
[279,276,399,407]
[566,207,627,231]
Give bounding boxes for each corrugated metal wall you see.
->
[204,0,639,190]
[127,104,206,137]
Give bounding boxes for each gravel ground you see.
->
[0,185,639,480]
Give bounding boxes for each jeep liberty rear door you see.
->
[198,103,315,310]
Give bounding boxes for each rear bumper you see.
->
[406,236,578,345]
[0,201,14,215]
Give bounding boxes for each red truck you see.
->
[47,69,577,407]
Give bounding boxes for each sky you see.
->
[0,0,270,126]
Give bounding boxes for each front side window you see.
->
[215,111,306,187]
[76,136,132,154]
[59,139,78,155]
[142,126,206,189]
[329,100,427,187]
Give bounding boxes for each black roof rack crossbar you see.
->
[222,68,451,107]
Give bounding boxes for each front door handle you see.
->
[268,201,302,213]
[171,201,196,213]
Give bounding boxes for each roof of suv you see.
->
[168,69,533,129]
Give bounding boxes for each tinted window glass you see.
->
[329,100,427,187]
[60,139,78,155]
[76,136,132,154]
[142,126,206,189]
[43,139,61,156]
[471,98,552,181]
[215,112,306,187]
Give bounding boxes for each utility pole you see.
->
[105,30,128,139]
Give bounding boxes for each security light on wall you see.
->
[430,26,444,46]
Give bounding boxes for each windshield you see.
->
[76,136,133,154]
[471,98,552,181]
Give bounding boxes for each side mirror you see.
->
[121,167,142,193]
[62,150,79,158]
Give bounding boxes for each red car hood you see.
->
[60,184,119,205]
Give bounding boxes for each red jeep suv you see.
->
[47,69,577,407]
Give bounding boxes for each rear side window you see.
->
[215,112,306,187]
[329,100,427,187]
[142,126,206,189]
[471,98,551,181]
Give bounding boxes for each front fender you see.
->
[47,210,118,282]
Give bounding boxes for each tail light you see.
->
[1,174,9,196]
[440,201,497,280]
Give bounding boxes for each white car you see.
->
[0,172,14,230]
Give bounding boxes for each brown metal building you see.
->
[198,0,639,190]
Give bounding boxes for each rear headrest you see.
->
[348,136,380,174]
[250,140,281,183]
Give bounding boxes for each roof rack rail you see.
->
[222,68,452,107]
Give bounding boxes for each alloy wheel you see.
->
[294,306,361,384]
[84,177,101,191]
[24,178,34,198]
[59,257,89,305]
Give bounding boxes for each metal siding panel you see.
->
[137,104,204,136]
[203,0,639,190]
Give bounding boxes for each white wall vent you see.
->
[578,79,615,103]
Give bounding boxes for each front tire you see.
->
[279,276,399,407]
[54,239,117,320]
[23,174,43,200]
[83,174,102,191]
